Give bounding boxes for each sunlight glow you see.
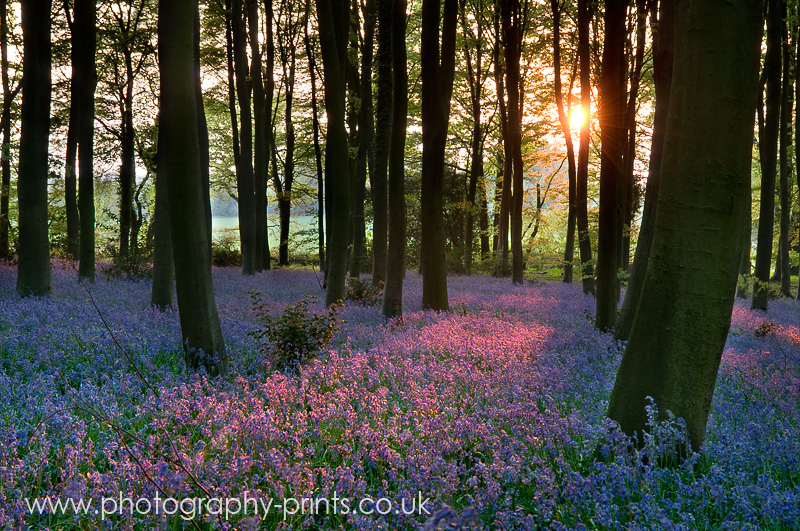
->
[569,108,586,130]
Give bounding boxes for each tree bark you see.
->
[777,6,792,298]
[151,117,173,309]
[420,0,458,310]
[249,0,269,271]
[158,0,227,376]
[502,0,525,285]
[551,0,577,284]
[371,0,390,285]
[0,0,16,260]
[615,0,674,341]
[316,0,350,306]
[575,0,593,294]
[76,0,96,281]
[64,7,80,260]
[382,0,407,318]
[195,2,212,263]
[232,0,256,275]
[304,0,324,273]
[751,0,781,311]
[595,0,627,330]
[607,0,761,452]
[17,0,52,297]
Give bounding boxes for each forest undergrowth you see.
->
[0,261,798,530]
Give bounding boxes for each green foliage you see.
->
[99,247,152,281]
[345,276,383,306]
[249,294,342,374]
[211,231,242,267]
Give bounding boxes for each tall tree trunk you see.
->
[304,0,324,273]
[118,55,135,258]
[576,0,593,294]
[796,21,800,300]
[751,0,781,311]
[316,0,350,306]
[0,0,16,260]
[615,0,673,341]
[502,0,525,285]
[350,0,375,279]
[232,0,256,274]
[620,0,647,273]
[777,6,792,298]
[249,0,268,271]
[64,8,80,261]
[595,0,627,330]
[17,0,52,297]
[158,0,227,376]
[382,0,407,318]
[371,0,390,285]
[420,0,457,310]
[607,0,761,451]
[493,4,510,277]
[151,118,173,309]
[195,2,212,262]
[262,0,275,271]
[551,0,577,284]
[76,0,96,281]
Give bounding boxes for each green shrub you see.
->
[344,276,383,306]
[212,234,242,267]
[100,249,152,280]
[249,294,343,374]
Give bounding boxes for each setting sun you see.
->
[569,108,586,129]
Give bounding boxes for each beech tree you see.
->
[0,0,18,261]
[382,0,407,318]
[158,0,227,375]
[420,0,458,310]
[575,0,593,295]
[607,0,761,451]
[16,0,52,297]
[752,0,781,311]
[316,0,350,306]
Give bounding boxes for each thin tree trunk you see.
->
[64,5,80,261]
[249,0,268,271]
[263,0,275,270]
[371,0,390,285]
[503,0,525,286]
[159,0,227,376]
[0,0,15,260]
[777,6,792,298]
[304,0,324,273]
[615,0,673,340]
[752,0,781,311]
[316,0,350,306]
[493,4,510,277]
[576,0,593,294]
[607,0,761,451]
[382,0,407,318]
[17,0,52,297]
[595,0,627,330]
[232,0,256,274]
[76,0,96,281]
[420,0,457,310]
[119,57,135,258]
[195,2,211,262]
[552,0,577,284]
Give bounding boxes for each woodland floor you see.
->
[0,262,798,530]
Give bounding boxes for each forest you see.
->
[0,0,799,529]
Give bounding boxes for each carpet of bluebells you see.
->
[0,261,798,530]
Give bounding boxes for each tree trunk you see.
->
[64,21,80,260]
[615,0,673,341]
[316,0,350,306]
[195,2,212,263]
[551,0,577,284]
[16,0,52,297]
[262,0,276,271]
[304,0,324,273]
[118,58,135,258]
[76,0,96,281]
[607,0,761,451]
[249,0,268,271]
[151,118,173,309]
[0,0,15,260]
[502,0,525,286]
[158,0,227,376]
[232,0,256,275]
[350,0,375,279]
[777,7,792,298]
[576,0,593,294]
[493,5,511,277]
[751,0,781,311]
[382,0,407,318]
[420,0,457,310]
[371,0,390,285]
[595,0,627,331]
